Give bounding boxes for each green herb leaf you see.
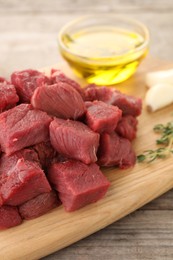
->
[138,120,173,163]
[137,154,146,162]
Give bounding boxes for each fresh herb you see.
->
[137,121,173,163]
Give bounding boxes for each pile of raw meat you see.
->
[0,69,142,229]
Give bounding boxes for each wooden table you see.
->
[0,1,173,259]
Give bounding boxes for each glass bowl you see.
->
[58,15,150,85]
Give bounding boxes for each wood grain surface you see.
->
[1,57,173,260]
[0,1,173,260]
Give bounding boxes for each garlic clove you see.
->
[145,83,173,112]
[146,69,173,88]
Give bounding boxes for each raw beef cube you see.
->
[31,82,86,119]
[48,160,110,212]
[50,69,85,98]
[0,82,19,112]
[0,206,22,229]
[86,100,122,133]
[19,191,61,220]
[50,118,100,164]
[0,158,51,206]
[0,149,40,203]
[97,132,136,169]
[0,104,52,155]
[111,90,142,117]
[0,149,40,181]
[32,141,57,169]
[84,85,142,116]
[116,115,138,141]
[11,69,49,103]
[84,84,115,103]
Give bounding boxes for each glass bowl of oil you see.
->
[58,15,149,85]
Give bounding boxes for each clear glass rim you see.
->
[58,14,150,60]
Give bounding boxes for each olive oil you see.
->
[60,26,148,85]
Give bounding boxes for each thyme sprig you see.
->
[137,121,173,163]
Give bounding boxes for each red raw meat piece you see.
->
[50,69,85,98]
[11,69,49,103]
[116,115,138,141]
[32,141,57,169]
[0,149,40,180]
[48,160,110,212]
[84,85,142,116]
[0,82,19,112]
[112,90,142,117]
[0,205,22,229]
[49,118,100,164]
[19,191,61,220]
[0,104,52,155]
[86,100,122,133]
[84,84,114,103]
[97,132,136,169]
[0,157,51,206]
[31,82,86,119]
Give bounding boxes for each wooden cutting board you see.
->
[1,57,173,260]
